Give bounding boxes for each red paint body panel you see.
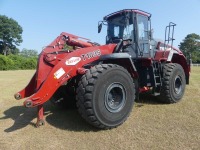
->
[154,50,169,61]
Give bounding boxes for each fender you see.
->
[164,50,190,84]
[100,53,138,78]
[154,49,190,84]
[171,53,190,84]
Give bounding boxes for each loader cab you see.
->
[99,9,152,58]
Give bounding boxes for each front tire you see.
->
[159,63,186,103]
[76,64,135,129]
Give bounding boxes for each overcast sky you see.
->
[0,0,200,52]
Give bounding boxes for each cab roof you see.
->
[103,9,151,20]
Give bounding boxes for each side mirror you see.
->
[98,22,103,33]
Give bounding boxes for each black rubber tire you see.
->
[76,64,135,129]
[159,63,186,103]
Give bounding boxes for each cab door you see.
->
[137,14,150,58]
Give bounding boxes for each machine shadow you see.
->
[1,95,163,133]
[135,92,164,107]
[45,103,99,132]
[1,102,98,132]
[0,105,37,132]
[46,94,164,131]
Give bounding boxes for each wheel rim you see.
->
[174,75,182,94]
[105,83,126,113]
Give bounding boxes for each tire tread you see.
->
[76,64,134,129]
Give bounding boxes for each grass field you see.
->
[0,68,199,150]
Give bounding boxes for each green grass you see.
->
[0,68,199,150]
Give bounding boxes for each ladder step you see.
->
[147,83,151,86]
[152,92,160,96]
[152,62,162,95]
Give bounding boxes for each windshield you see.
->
[106,13,134,44]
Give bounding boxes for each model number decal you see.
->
[65,57,81,65]
[81,49,101,61]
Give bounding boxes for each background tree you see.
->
[179,33,200,63]
[0,15,23,55]
[20,48,38,57]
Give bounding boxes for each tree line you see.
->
[0,15,200,70]
[0,15,38,70]
[179,33,200,63]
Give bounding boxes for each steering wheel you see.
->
[109,37,122,44]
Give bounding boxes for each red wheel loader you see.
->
[14,9,190,129]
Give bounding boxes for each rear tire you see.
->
[159,63,186,103]
[76,64,135,129]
